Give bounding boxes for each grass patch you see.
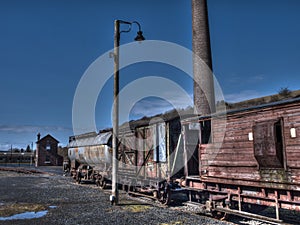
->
[123,204,152,213]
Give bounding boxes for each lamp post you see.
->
[111,20,145,205]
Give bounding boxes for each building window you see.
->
[46,140,51,150]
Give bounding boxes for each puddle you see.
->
[0,203,57,221]
[0,210,48,221]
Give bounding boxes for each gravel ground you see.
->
[0,167,232,225]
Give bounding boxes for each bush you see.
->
[278,87,291,97]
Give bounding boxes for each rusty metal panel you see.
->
[77,147,87,164]
[136,127,145,177]
[84,145,112,168]
[68,145,112,169]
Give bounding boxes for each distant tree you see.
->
[26,145,31,152]
[278,87,292,98]
[13,148,20,153]
[58,146,68,159]
[20,148,24,153]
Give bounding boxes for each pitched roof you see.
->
[36,134,59,144]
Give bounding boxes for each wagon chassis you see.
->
[118,172,183,205]
[184,176,300,224]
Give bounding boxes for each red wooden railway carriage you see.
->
[181,97,300,222]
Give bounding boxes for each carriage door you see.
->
[253,118,285,169]
[183,122,200,176]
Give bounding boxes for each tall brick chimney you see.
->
[192,0,215,115]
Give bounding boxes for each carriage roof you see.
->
[68,132,112,148]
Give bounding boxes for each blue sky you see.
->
[0,0,299,149]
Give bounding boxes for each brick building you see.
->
[35,133,63,167]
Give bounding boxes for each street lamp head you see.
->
[134,31,145,41]
[116,20,145,42]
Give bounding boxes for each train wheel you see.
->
[160,190,170,205]
[99,180,106,189]
[96,175,102,187]
[212,211,227,220]
[75,172,81,184]
[153,190,160,200]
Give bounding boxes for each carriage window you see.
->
[253,119,284,168]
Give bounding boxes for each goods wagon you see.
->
[117,115,184,202]
[68,131,112,187]
[68,113,184,202]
